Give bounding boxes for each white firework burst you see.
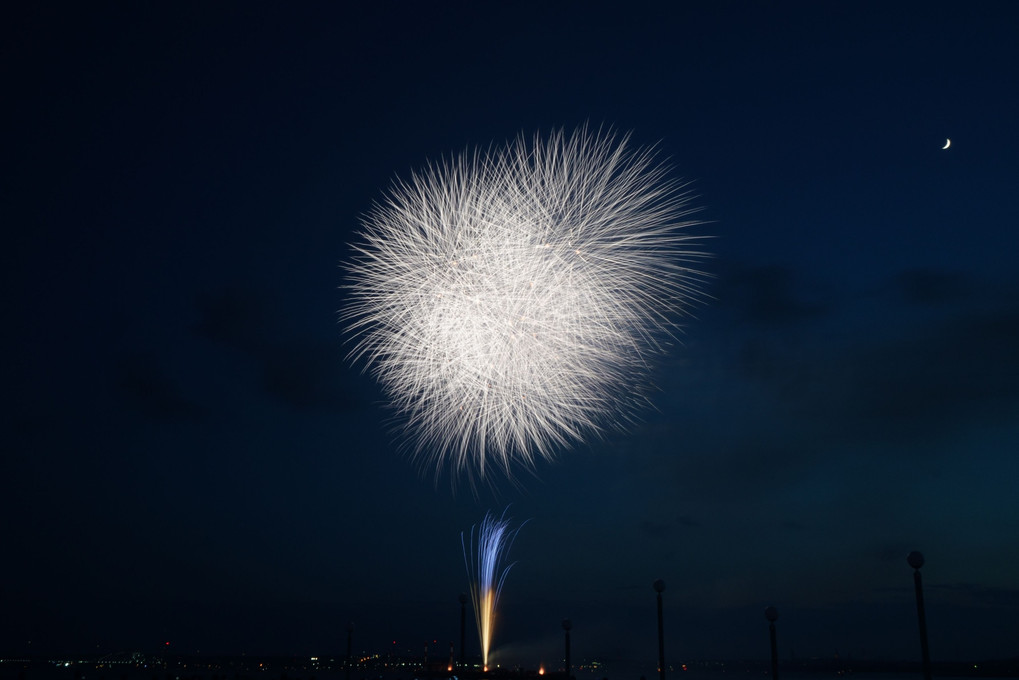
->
[342,126,707,483]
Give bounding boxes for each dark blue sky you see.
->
[4,0,1018,669]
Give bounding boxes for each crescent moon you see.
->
[942,138,951,149]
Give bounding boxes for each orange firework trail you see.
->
[462,509,525,668]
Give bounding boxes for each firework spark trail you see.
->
[342,126,708,483]
[462,510,524,669]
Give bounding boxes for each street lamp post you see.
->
[654,579,666,680]
[345,622,354,680]
[459,593,468,669]
[562,619,572,679]
[908,552,932,680]
[764,607,779,680]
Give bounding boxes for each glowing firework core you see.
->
[343,127,707,481]
[462,510,523,668]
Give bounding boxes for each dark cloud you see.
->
[260,341,358,410]
[733,335,818,389]
[895,268,971,305]
[713,264,830,325]
[713,295,1019,450]
[825,309,1019,433]
[639,296,1019,513]
[193,286,271,352]
[640,519,672,537]
[113,353,205,422]
[660,436,823,504]
[192,285,368,411]
[931,582,1019,608]
[876,544,910,563]
[639,515,700,538]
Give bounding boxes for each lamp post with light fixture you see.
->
[765,607,779,680]
[459,593,468,669]
[562,619,572,679]
[345,622,354,680]
[654,579,666,680]
[908,552,932,680]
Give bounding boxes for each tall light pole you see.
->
[459,593,468,669]
[562,619,572,679]
[654,579,666,680]
[908,551,932,680]
[345,622,354,680]
[764,607,779,680]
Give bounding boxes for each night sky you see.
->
[5,1,1019,669]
